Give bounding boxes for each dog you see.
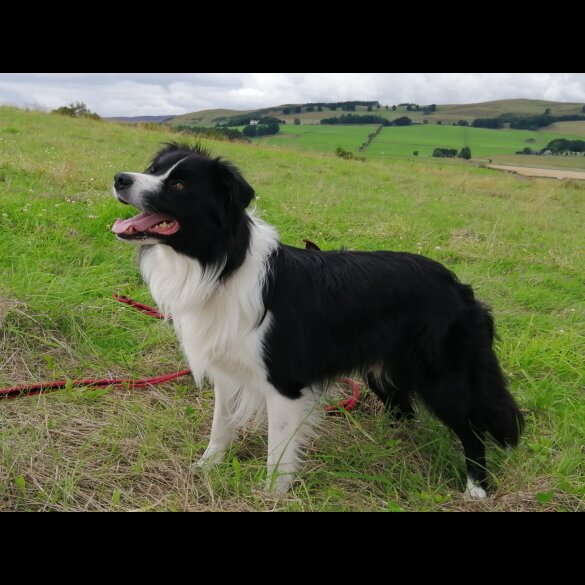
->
[112,142,523,497]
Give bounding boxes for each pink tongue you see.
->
[112,212,176,234]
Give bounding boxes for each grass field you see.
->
[253,124,377,153]
[254,123,584,163]
[480,153,585,172]
[544,121,585,137]
[0,107,583,511]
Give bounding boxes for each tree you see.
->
[294,118,301,125]
[367,105,373,111]
[376,104,381,109]
[242,125,257,137]
[456,119,469,126]
[436,120,442,125]
[458,147,472,160]
[306,105,314,112]
[393,116,412,126]
[385,105,389,110]
[582,105,585,113]
[317,106,323,112]
[294,106,301,113]
[432,148,458,158]
[392,105,397,111]
[544,108,551,115]
[423,119,429,124]
[52,101,100,120]
[283,107,290,115]
[413,150,419,156]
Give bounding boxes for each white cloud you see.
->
[0,73,584,117]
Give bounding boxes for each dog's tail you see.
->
[470,307,524,448]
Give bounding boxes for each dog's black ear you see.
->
[214,158,255,211]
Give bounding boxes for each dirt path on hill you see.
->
[486,164,585,180]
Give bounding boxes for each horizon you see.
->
[2,73,585,117]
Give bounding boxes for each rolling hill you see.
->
[167,99,585,128]
[106,115,176,124]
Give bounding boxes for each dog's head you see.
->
[112,142,255,260]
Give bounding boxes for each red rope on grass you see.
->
[323,377,361,415]
[113,294,166,319]
[1,295,361,413]
[0,370,192,399]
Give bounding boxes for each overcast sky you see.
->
[1,73,584,117]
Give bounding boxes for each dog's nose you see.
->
[114,173,134,190]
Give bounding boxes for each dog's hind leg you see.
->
[195,370,241,467]
[265,387,320,493]
[367,369,414,420]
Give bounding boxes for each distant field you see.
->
[171,99,585,127]
[253,124,377,153]
[479,153,585,171]
[253,124,583,161]
[275,99,585,126]
[544,121,585,137]
[169,108,255,128]
[366,125,582,158]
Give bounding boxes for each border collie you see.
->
[112,142,523,498]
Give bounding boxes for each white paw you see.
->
[265,472,294,495]
[192,446,226,469]
[465,478,487,499]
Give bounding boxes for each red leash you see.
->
[112,294,166,319]
[1,295,361,413]
[0,370,191,399]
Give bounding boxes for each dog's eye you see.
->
[171,180,185,191]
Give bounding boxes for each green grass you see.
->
[253,124,377,153]
[253,123,585,162]
[0,106,583,511]
[367,125,584,158]
[168,108,256,128]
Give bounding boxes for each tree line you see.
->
[473,109,585,130]
[517,138,585,155]
[321,114,412,126]
[432,147,471,159]
[283,101,380,114]
[175,125,251,143]
[242,122,280,137]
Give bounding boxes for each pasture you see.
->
[0,107,583,511]
[253,123,585,168]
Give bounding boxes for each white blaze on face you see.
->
[112,156,188,211]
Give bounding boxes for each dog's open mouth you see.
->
[112,212,180,239]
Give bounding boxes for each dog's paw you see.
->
[265,472,295,495]
[192,446,226,469]
[464,478,487,499]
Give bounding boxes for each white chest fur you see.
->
[139,214,279,387]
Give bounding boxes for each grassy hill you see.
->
[252,123,585,167]
[169,108,256,128]
[0,107,583,511]
[544,120,585,137]
[169,99,585,127]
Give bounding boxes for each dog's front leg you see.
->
[266,389,319,493]
[195,371,240,467]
